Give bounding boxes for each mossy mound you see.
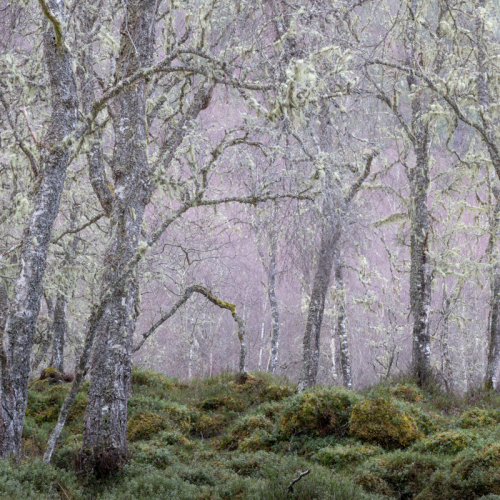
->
[193,413,227,437]
[356,451,443,499]
[459,408,500,429]
[26,385,70,424]
[219,415,274,450]
[279,387,361,438]
[390,385,424,403]
[239,429,275,452]
[413,430,477,455]
[349,398,423,449]
[198,395,244,412]
[416,444,500,499]
[127,412,171,442]
[258,384,295,402]
[131,367,177,391]
[314,443,383,469]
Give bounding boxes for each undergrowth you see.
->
[7,368,500,499]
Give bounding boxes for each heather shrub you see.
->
[314,443,383,469]
[279,387,361,438]
[350,398,423,449]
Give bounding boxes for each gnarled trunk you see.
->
[0,2,78,457]
[79,0,156,473]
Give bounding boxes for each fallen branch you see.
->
[287,470,311,494]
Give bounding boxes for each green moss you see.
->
[279,387,361,438]
[349,398,423,449]
[127,412,171,442]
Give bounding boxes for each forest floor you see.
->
[7,367,500,499]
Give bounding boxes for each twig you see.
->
[287,469,311,494]
[20,107,39,144]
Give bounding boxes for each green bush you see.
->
[0,459,82,499]
[413,431,477,455]
[416,443,500,499]
[314,443,382,469]
[127,412,171,441]
[350,398,423,449]
[356,451,443,499]
[219,414,274,450]
[132,443,177,468]
[279,387,361,438]
[390,385,424,403]
[199,395,244,412]
[459,409,500,429]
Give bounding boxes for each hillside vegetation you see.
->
[8,368,500,499]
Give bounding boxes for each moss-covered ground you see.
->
[8,369,500,499]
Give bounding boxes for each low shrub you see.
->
[279,387,361,438]
[127,412,171,441]
[132,443,177,468]
[314,443,382,469]
[239,429,275,452]
[416,443,500,499]
[192,413,227,438]
[219,414,274,450]
[131,367,177,391]
[198,395,243,412]
[459,408,500,429]
[413,430,477,455]
[349,398,423,449]
[259,384,295,402]
[390,385,424,403]
[357,451,443,499]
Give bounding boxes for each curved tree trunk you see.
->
[0,1,78,457]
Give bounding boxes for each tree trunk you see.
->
[0,3,78,457]
[406,5,432,386]
[440,286,454,392]
[298,181,338,391]
[485,192,500,390]
[51,294,66,374]
[79,0,157,473]
[267,239,281,374]
[335,251,352,389]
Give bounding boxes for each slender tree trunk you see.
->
[335,250,352,389]
[406,2,432,386]
[0,3,78,457]
[440,286,454,392]
[51,294,66,373]
[485,192,500,389]
[267,239,281,374]
[79,0,156,473]
[298,180,338,391]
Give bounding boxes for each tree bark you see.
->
[79,0,157,473]
[0,0,78,457]
[267,238,281,374]
[485,192,500,390]
[297,178,338,391]
[51,294,66,373]
[406,1,432,387]
[335,250,352,389]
